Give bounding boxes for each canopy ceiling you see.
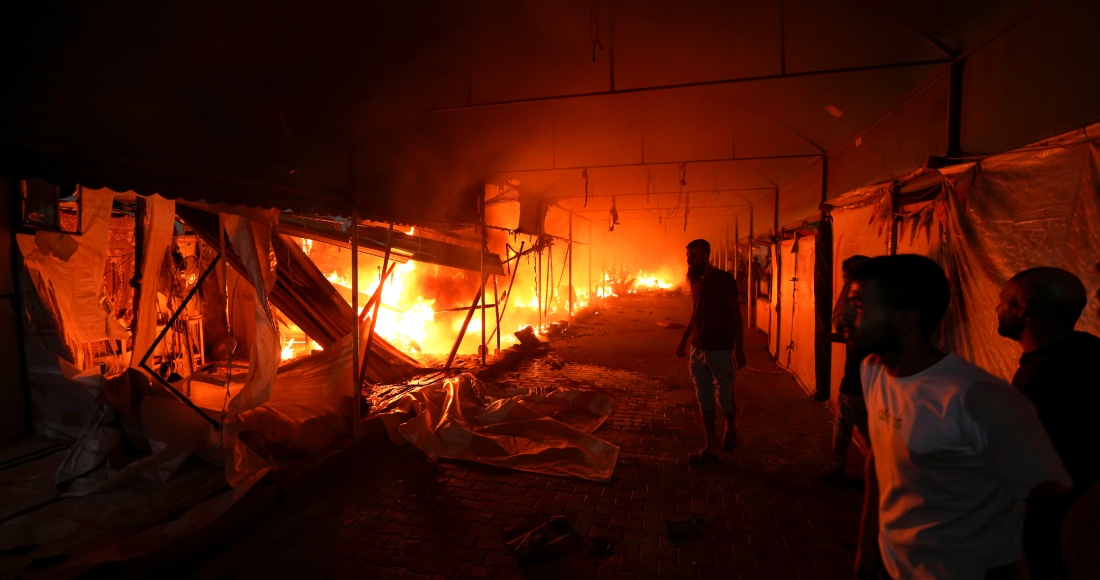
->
[0,0,1042,226]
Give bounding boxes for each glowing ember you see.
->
[281,337,296,361]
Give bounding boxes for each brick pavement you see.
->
[191,292,865,580]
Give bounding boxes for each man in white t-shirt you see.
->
[846,255,1071,580]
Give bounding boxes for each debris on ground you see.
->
[502,516,615,562]
[656,321,684,329]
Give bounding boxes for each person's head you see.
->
[845,255,951,355]
[686,239,711,279]
[996,267,1087,341]
[841,255,871,284]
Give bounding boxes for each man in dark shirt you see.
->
[826,255,871,483]
[996,267,1100,579]
[677,239,746,464]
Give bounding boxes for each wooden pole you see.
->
[537,247,542,332]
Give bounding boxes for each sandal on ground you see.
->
[688,451,719,464]
[722,430,737,453]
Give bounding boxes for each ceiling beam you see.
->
[408,58,950,115]
[491,153,821,175]
[544,187,774,201]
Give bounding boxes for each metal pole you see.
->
[493,275,501,354]
[361,224,393,385]
[588,220,593,307]
[446,276,485,370]
[537,247,542,332]
[351,209,360,433]
[480,189,487,366]
[487,241,524,345]
[568,211,573,317]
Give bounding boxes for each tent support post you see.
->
[493,275,500,354]
[351,209,360,434]
[361,224,393,386]
[748,204,755,326]
[568,211,573,317]
[480,189,487,366]
[588,220,593,308]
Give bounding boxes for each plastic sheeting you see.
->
[222,213,280,416]
[828,190,890,398]
[130,194,176,367]
[776,237,818,395]
[380,375,619,481]
[18,188,126,357]
[940,139,1100,380]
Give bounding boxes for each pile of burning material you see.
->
[377,374,618,481]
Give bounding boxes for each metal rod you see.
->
[351,208,359,430]
[480,189,487,366]
[568,212,573,317]
[361,223,394,386]
[537,248,542,332]
[493,275,501,354]
[138,252,222,430]
[588,220,593,308]
[487,241,524,345]
[419,59,950,114]
[445,275,486,370]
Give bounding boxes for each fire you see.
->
[634,272,673,291]
[279,235,678,363]
[325,261,437,356]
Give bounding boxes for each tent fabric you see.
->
[827,190,890,396]
[18,188,125,358]
[175,204,420,381]
[939,139,1100,381]
[380,375,619,481]
[776,237,817,395]
[131,194,176,367]
[222,213,279,416]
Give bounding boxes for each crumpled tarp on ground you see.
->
[380,375,619,481]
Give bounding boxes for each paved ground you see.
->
[191,292,865,579]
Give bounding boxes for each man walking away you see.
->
[995,267,1100,580]
[848,255,1070,580]
[677,239,747,464]
[825,255,871,483]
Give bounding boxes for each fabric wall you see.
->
[828,195,889,398]
[776,237,817,394]
[940,139,1100,381]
